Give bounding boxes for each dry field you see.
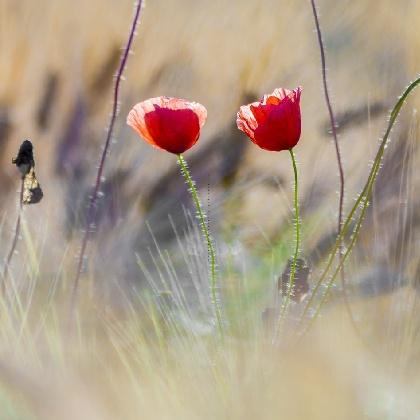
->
[0,0,419,418]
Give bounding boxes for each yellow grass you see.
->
[0,0,419,418]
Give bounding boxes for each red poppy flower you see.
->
[127,96,207,154]
[236,87,302,152]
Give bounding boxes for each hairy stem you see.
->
[309,0,359,332]
[2,178,24,293]
[70,1,143,316]
[300,193,370,336]
[310,0,344,231]
[298,76,420,332]
[177,154,223,337]
[277,149,300,329]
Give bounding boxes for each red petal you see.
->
[236,87,302,152]
[127,97,207,154]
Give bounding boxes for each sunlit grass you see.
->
[0,0,419,418]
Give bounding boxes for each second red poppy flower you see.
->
[236,87,302,152]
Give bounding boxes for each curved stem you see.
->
[309,0,358,332]
[177,154,223,337]
[70,1,143,318]
[300,193,370,336]
[310,0,344,231]
[274,149,300,341]
[298,76,420,333]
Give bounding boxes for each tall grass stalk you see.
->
[309,0,361,335]
[177,154,223,337]
[298,76,420,334]
[70,1,143,317]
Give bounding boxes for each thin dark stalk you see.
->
[309,0,359,332]
[70,1,143,316]
[298,76,420,334]
[2,178,24,293]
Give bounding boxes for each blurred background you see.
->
[1,0,418,292]
[0,0,419,418]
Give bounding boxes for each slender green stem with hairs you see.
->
[300,194,370,336]
[298,76,420,334]
[273,149,301,343]
[281,150,300,315]
[177,154,223,337]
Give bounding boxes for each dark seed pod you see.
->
[12,140,43,205]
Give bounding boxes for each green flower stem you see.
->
[177,154,223,336]
[298,76,420,334]
[274,148,301,340]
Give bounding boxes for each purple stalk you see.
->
[70,1,143,315]
[2,178,24,293]
[309,0,359,331]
